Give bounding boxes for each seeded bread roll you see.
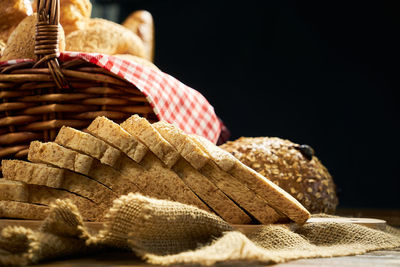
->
[220,137,338,214]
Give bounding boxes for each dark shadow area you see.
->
[96,0,399,209]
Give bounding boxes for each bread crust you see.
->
[66,18,146,58]
[121,115,180,168]
[55,126,121,168]
[153,121,252,224]
[192,135,311,224]
[0,180,102,221]
[0,200,48,220]
[0,0,33,43]
[153,121,210,170]
[1,13,66,61]
[2,160,116,207]
[87,116,148,164]
[220,137,339,214]
[0,179,29,202]
[122,10,154,61]
[28,141,93,176]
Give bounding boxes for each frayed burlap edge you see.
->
[1,193,399,266]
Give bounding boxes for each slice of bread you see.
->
[87,116,148,163]
[28,141,93,176]
[0,200,48,220]
[200,162,287,223]
[153,121,210,170]
[2,160,116,207]
[55,126,121,167]
[121,115,180,168]
[0,179,102,221]
[86,117,211,212]
[57,123,205,208]
[151,122,285,224]
[87,160,142,196]
[136,152,211,212]
[0,179,28,202]
[28,141,140,197]
[152,121,252,224]
[191,135,311,224]
[172,158,252,224]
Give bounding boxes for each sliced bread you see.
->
[191,134,311,224]
[120,115,180,168]
[0,179,102,221]
[152,121,252,224]
[86,117,211,212]
[28,141,93,176]
[0,200,48,220]
[87,116,148,163]
[28,141,140,195]
[55,126,121,167]
[0,179,29,202]
[2,160,116,207]
[151,121,285,224]
[152,121,210,170]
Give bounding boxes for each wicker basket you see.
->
[0,0,157,165]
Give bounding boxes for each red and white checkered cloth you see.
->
[1,52,221,143]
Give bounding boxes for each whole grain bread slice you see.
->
[87,116,148,163]
[0,179,102,221]
[55,126,121,167]
[120,115,180,168]
[28,140,93,176]
[172,158,252,224]
[152,121,252,224]
[85,117,211,212]
[153,121,210,170]
[0,200,48,220]
[1,160,116,207]
[55,123,202,207]
[0,179,28,202]
[191,135,311,224]
[28,140,139,197]
[151,121,285,224]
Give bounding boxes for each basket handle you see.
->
[34,0,68,88]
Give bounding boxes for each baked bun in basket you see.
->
[0,0,33,43]
[33,0,92,35]
[220,137,338,214]
[1,13,66,61]
[66,18,146,58]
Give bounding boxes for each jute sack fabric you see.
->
[0,194,399,266]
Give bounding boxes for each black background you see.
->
[109,0,399,208]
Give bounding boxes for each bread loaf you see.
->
[220,137,339,214]
[192,135,310,224]
[152,121,287,224]
[66,18,146,58]
[33,0,92,35]
[0,0,33,43]
[122,10,155,61]
[1,13,66,61]
[87,116,211,212]
[152,121,252,224]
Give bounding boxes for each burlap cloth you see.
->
[0,194,399,266]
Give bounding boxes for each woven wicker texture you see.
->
[0,0,156,164]
[0,194,399,266]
